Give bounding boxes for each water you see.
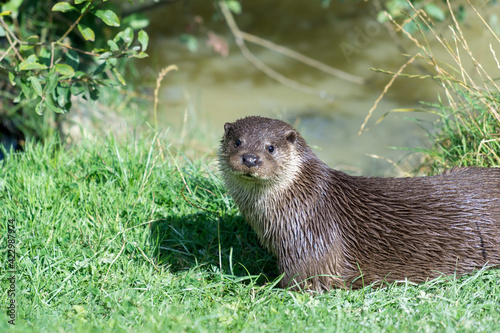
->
[138,1,500,175]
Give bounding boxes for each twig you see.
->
[0,42,17,64]
[1,13,100,62]
[55,42,100,56]
[239,31,365,85]
[219,1,334,100]
[57,1,94,43]
[0,17,23,61]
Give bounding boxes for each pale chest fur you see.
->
[228,179,282,255]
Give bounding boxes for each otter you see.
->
[219,116,500,291]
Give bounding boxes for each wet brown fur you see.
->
[219,116,500,291]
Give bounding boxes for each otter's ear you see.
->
[224,122,232,137]
[285,130,297,144]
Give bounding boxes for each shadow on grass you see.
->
[150,213,279,285]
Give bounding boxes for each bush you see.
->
[0,0,149,141]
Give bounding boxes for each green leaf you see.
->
[132,52,148,59]
[35,99,45,115]
[8,72,16,86]
[46,94,65,113]
[88,85,99,101]
[0,11,13,17]
[19,44,34,52]
[456,5,466,21]
[94,9,120,27]
[99,79,116,87]
[386,0,410,16]
[38,46,52,67]
[45,72,59,94]
[52,2,77,12]
[74,71,87,79]
[425,3,445,22]
[180,34,198,53]
[29,76,43,96]
[377,11,389,24]
[108,57,117,66]
[13,92,21,103]
[19,35,39,52]
[99,51,113,60]
[113,31,124,44]
[70,83,85,96]
[55,64,76,77]
[78,23,95,42]
[123,13,149,30]
[21,79,33,100]
[225,0,241,14]
[107,40,119,51]
[403,21,419,34]
[112,67,126,86]
[56,85,71,108]
[19,61,47,71]
[93,62,107,76]
[19,55,48,71]
[67,50,80,70]
[123,27,133,47]
[75,0,88,4]
[138,30,148,52]
[80,1,92,13]
[3,0,23,19]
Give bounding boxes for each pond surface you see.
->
[139,1,500,175]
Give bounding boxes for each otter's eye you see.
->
[267,145,275,153]
[234,139,241,148]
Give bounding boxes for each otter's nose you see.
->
[242,154,260,168]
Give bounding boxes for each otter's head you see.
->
[219,116,306,189]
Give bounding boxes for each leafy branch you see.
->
[0,0,149,118]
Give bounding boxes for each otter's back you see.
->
[331,168,500,287]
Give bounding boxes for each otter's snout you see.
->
[242,154,260,168]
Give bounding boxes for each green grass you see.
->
[419,96,500,174]
[1,134,500,332]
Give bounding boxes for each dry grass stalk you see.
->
[153,65,179,132]
[362,0,500,132]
